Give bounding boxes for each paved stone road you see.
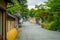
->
[16,21,60,40]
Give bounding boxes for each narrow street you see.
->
[16,21,60,40]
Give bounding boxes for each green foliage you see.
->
[18,0,28,18]
[41,21,55,30]
[29,9,35,17]
[46,0,60,12]
[7,0,28,18]
[29,0,60,31]
[43,0,60,31]
[49,21,60,31]
[29,4,47,19]
[7,0,21,14]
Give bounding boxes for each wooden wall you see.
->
[0,11,2,34]
[0,0,6,10]
[15,17,19,28]
[0,11,2,40]
[7,20,15,32]
[6,15,15,32]
[0,0,7,40]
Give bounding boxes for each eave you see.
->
[4,0,14,4]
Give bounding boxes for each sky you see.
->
[27,0,47,10]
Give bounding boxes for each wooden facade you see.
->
[6,13,19,31]
[0,11,2,40]
[6,14,15,32]
[6,13,18,40]
[0,0,18,40]
[0,0,7,40]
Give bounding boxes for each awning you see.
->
[7,13,15,20]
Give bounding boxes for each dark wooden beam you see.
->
[0,7,6,12]
[4,0,14,4]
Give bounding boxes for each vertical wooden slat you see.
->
[2,12,6,40]
[0,11,2,40]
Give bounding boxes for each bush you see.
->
[44,21,54,30]
[40,22,50,29]
[41,21,60,31]
[40,22,45,28]
[40,21,55,30]
[49,21,60,31]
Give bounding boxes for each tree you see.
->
[45,0,60,31]
[35,4,48,20]
[7,0,21,14]
[7,0,28,18]
[18,0,28,18]
[46,0,60,12]
[29,9,35,17]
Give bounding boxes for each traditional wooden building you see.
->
[0,0,7,40]
[0,0,15,40]
[6,13,19,40]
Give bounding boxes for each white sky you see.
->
[27,0,47,10]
